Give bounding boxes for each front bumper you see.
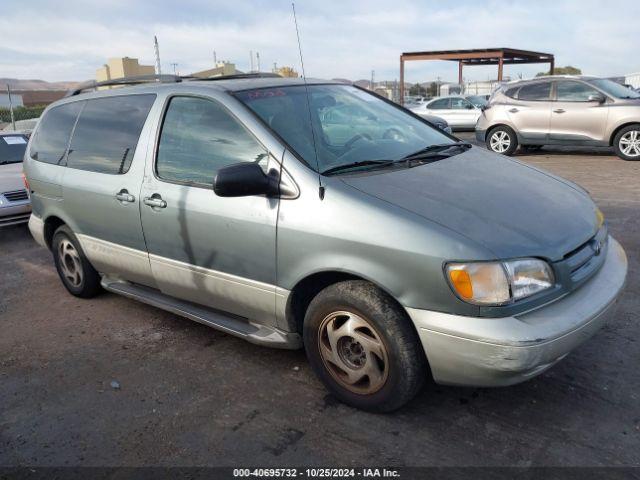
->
[407,236,627,387]
[0,202,31,227]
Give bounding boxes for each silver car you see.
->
[477,76,640,160]
[410,95,482,130]
[0,132,31,227]
[24,75,627,411]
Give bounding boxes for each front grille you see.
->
[562,226,608,287]
[3,189,29,202]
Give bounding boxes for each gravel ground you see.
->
[1,137,639,468]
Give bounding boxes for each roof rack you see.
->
[65,72,283,97]
[186,72,282,81]
[65,74,182,97]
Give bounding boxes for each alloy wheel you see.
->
[58,238,83,287]
[619,130,640,158]
[490,130,511,153]
[318,311,389,395]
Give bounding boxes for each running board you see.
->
[101,279,301,349]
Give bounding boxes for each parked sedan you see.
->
[409,95,482,130]
[0,132,31,227]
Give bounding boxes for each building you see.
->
[0,93,24,109]
[96,57,155,83]
[625,72,640,89]
[274,66,299,78]
[11,90,66,107]
[190,62,240,78]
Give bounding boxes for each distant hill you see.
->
[0,78,81,91]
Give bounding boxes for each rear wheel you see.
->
[52,225,102,298]
[614,124,640,161]
[487,126,518,156]
[303,280,426,412]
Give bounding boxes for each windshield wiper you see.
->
[322,159,395,176]
[401,141,472,160]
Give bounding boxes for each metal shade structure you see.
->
[399,48,555,104]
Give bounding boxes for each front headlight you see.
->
[446,258,554,306]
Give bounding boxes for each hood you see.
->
[341,147,598,261]
[0,162,26,193]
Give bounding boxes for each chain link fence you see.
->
[0,105,46,123]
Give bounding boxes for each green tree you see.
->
[536,65,582,77]
[408,83,427,96]
[427,82,438,97]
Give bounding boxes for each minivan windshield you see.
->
[587,78,640,99]
[235,84,454,174]
[0,134,28,164]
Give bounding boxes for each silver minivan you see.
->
[24,75,627,411]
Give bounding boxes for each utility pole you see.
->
[273,62,277,73]
[371,69,375,90]
[6,85,16,131]
[171,63,178,75]
[256,52,261,72]
[213,50,217,65]
[154,36,162,75]
[437,76,441,96]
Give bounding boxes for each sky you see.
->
[0,0,638,84]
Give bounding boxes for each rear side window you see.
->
[30,102,82,165]
[517,82,552,101]
[66,94,156,174]
[156,96,268,186]
[428,98,450,109]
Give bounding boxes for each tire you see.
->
[303,280,426,412]
[52,225,102,298]
[486,126,518,156]
[613,124,640,161]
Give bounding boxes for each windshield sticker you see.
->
[240,89,288,100]
[3,136,27,145]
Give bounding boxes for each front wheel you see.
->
[614,124,640,161]
[303,281,426,412]
[487,126,518,156]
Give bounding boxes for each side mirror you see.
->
[588,93,606,103]
[213,163,277,197]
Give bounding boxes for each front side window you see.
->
[0,134,29,164]
[450,98,474,109]
[156,96,269,186]
[556,81,599,102]
[66,94,155,174]
[236,85,452,174]
[518,82,552,101]
[30,102,82,165]
[586,78,640,99]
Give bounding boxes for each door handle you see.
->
[553,109,566,114]
[115,189,135,203]
[508,108,519,113]
[143,195,167,209]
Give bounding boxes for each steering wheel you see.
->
[382,128,406,142]
[344,133,373,150]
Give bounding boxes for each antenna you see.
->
[292,2,323,196]
[154,36,162,75]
